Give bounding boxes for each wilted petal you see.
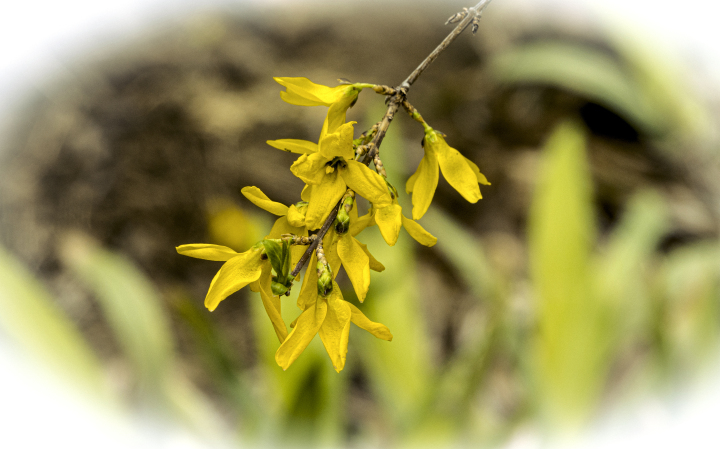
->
[375,204,403,246]
[241,186,289,216]
[305,172,347,230]
[176,244,239,261]
[290,152,328,186]
[401,215,437,247]
[266,139,318,155]
[348,303,392,341]
[337,234,370,302]
[341,160,392,207]
[409,145,439,220]
[205,249,264,311]
[275,296,328,370]
[318,283,352,372]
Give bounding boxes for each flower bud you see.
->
[317,261,333,296]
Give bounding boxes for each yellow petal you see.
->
[286,204,307,228]
[375,204,403,246]
[357,241,384,272]
[176,244,239,261]
[341,160,392,207]
[350,212,374,237]
[275,77,348,105]
[401,214,437,247]
[205,249,264,311]
[405,169,419,194]
[337,235,370,302]
[324,230,342,279]
[301,184,312,202]
[275,296,328,370]
[464,157,491,186]
[409,145,439,220]
[290,152,328,186]
[267,216,305,240]
[348,303,392,341]
[296,253,318,311]
[436,137,481,203]
[256,264,289,343]
[280,90,322,106]
[266,139,318,155]
[320,94,358,137]
[304,171,346,230]
[318,122,355,161]
[318,285,352,372]
[241,186,289,216]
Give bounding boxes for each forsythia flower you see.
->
[176,243,288,342]
[274,77,372,137]
[279,121,391,229]
[370,200,437,248]
[277,253,392,373]
[406,128,490,220]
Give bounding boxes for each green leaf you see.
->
[528,121,609,426]
[263,239,285,281]
[281,239,292,280]
[0,244,107,398]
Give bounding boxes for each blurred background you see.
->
[1,0,719,447]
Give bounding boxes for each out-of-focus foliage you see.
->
[0,3,719,449]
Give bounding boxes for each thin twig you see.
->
[290,2,492,279]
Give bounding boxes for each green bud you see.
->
[317,261,333,297]
[335,208,350,235]
[271,280,289,296]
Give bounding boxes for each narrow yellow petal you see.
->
[410,147,439,220]
[401,215,437,247]
[357,241,385,272]
[318,285,352,372]
[348,303,392,341]
[318,122,355,161]
[241,186,289,216]
[176,244,239,261]
[305,171,346,230]
[275,77,348,105]
[297,253,318,311]
[436,138,481,203]
[337,235,370,302]
[275,297,328,370]
[290,152,328,186]
[204,249,264,311]
[341,161,392,207]
[375,204,403,246]
[350,212,374,237]
[267,216,305,240]
[286,204,307,228]
[301,184,312,202]
[464,157,491,186]
[320,94,357,137]
[280,91,322,106]
[266,139,318,155]
[405,169,419,194]
[256,264,289,343]
[324,230,342,279]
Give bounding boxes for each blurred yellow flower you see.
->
[406,129,490,220]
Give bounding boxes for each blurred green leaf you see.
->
[490,41,666,135]
[59,233,224,435]
[528,121,611,425]
[0,244,106,397]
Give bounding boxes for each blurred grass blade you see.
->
[490,41,664,135]
[0,244,106,396]
[528,121,610,425]
[59,232,224,434]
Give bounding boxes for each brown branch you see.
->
[289,2,492,279]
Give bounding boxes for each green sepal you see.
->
[271,280,289,296]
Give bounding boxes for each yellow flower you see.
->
[276,256,392,373]
[281,122,391,229]
[406,129,490,220]
[176,243,288,343]
[274,77,372,137]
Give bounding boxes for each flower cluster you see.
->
[177,77,489,372]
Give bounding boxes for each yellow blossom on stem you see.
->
[285,122,391,229]
[406,128,490,220]
[274,77,373,137]
[176,243,288,343]
[276,269,392,372]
